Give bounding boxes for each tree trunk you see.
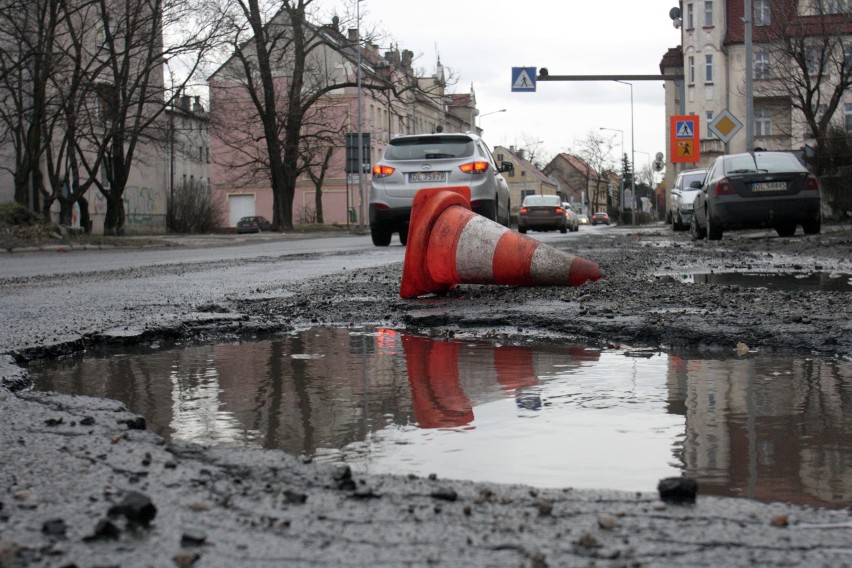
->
[78,195,92,234]
[103,192,125,236]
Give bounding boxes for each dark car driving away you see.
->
[591,211,610,226]
[518,194,567,233]
[690,151,821,241]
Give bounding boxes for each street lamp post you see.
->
[614,80,635,225]
[356,0,365,226]
[599,127,624,215]
[477,108,506,130]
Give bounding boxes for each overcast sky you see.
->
[315,0,683,173]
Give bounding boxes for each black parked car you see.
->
[690,152,821,241]
[236,216,272,233]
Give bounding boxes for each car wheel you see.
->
[370,225,393,247]
[479,199,498,222]
[399,226,408,246]
[518,226,527,234]
[707,215,723,240]
[690,214,705,240]
[503,200,511,227]
[560,224,567,234]
[775,223,796,237]
[802,218,821,235]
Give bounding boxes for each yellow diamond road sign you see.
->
[709,109,743,143]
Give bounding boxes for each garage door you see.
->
[228,194,255,227]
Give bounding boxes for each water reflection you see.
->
[30,328,852,508]
[679,271,852,292]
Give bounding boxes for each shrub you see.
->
[0,202,41,227]
[167,180,222,233]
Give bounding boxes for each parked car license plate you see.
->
[751,181,787,192]
[408,171,447,183]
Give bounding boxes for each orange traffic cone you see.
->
[400,186,602,299]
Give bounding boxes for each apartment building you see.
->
[209,18,478,229]
[666,0,851,167]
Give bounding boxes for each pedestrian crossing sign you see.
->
[511,67,536,92]
[670,115,700,163]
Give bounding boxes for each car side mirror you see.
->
[689,180,703,189]
[499,161,514,173]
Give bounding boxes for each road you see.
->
[2,222,852,567]
[0,233,408,354]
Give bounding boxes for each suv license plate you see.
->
[408,171,447,183]
[751,181,787,192]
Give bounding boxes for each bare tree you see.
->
[571,130,614,211]
[0,0,63,215]
[208,0,450,230]
[1,0,223,234]
[750,0,852,174]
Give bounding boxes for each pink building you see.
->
[208,17,478,230]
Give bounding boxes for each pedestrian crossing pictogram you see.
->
[676,120,694,139]
[511,67,536,92]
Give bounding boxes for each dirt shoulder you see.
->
[2,223,852,567]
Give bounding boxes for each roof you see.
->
[659,46,683,73]
[496,146,555,187]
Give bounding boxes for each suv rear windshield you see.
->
[385,136,475,160]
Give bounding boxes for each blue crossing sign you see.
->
[511,67,536,92]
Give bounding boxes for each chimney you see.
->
[192,96,204,113]
[348,28,358,42]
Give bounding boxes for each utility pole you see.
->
[744,0,754,152]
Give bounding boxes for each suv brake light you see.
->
[459,161,489,174]
[715,177,736,196]
[803,174,820,191]
[372,164,395,178]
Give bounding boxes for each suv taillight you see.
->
[459,161,489,174]
[715,177,736,196]
[803,174,820,191]
[372,164,395,178]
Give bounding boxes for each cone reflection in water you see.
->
[401,187,602,299]
[403,335,473,429]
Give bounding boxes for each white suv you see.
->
[369,132,513,246]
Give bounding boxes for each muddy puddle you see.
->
[29,328,852,509]
[678,271,852,292]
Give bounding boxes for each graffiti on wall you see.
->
[91,186,162,224]
[124,186,161,224]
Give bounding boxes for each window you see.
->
[705,54,714,83]
[704,1,714,26]
[686,2,694,28]
[816,0,851,14]
[755,52,771,79]
[706,111,715,138]
[846,103,852,132]
[754,0,771,25]
[806,46,826,76]
[755,108,772,136]
[844,44,852,74]
[688,56,695,84]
